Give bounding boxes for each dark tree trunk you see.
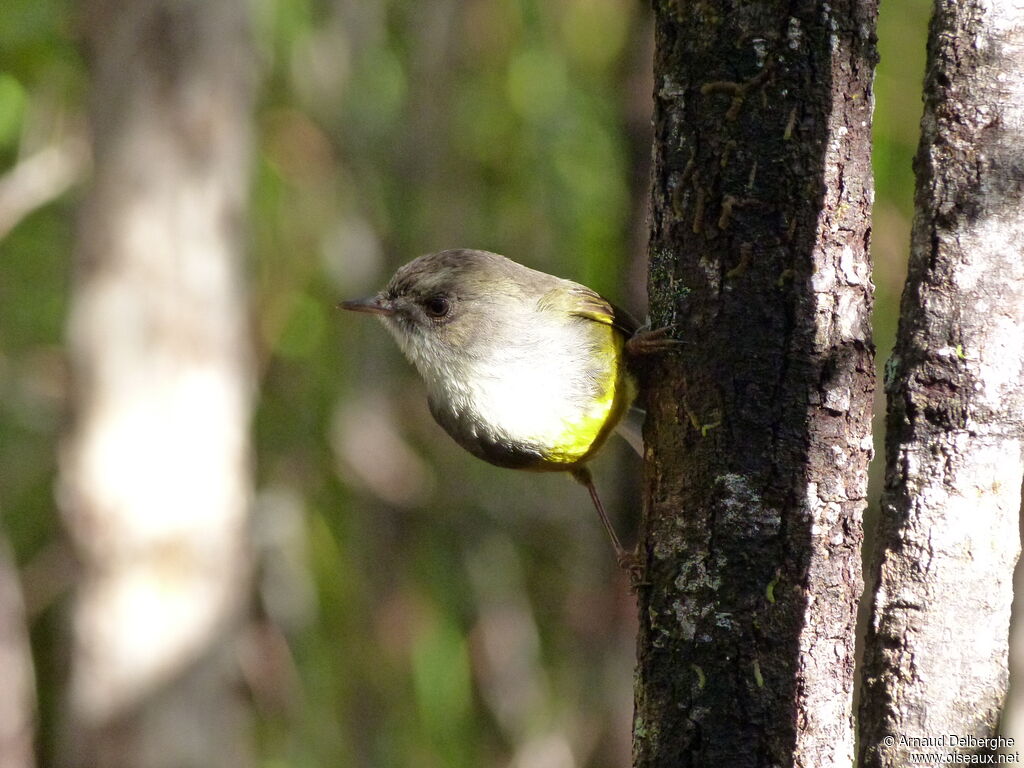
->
[858,3,1024,765]
[635,2,877,766]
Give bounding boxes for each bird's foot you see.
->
[625,326,685,357]
[616,547,649,592]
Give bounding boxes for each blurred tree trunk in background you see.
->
[858,3,1024,765]
[60,0,256,766]
[0,536,35,768]
[636,1,876,766]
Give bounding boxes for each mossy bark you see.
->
[635,1,877,766]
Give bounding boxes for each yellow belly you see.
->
[425,319,637,471]
[519,332,636,468]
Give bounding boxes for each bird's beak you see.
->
[337,296,395,316]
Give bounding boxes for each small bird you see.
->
[340,249,672,570]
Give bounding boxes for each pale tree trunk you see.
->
[859,2,1024,765]
[635,1,877,766]
[60,1,256,766]
[0,536,35,768]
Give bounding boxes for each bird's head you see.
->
[340,249,539,382]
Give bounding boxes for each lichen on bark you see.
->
[859,3,1024,765]
[636,1,877,766]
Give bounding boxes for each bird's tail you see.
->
[615,406,645,457]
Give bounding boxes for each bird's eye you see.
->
[423,295,451,319]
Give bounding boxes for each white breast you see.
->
[383,308,616,455]
[428,324,598,448]
[460,355,585,445]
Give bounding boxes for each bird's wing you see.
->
[561,285,639,338]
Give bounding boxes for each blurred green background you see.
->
[0,0,930,766]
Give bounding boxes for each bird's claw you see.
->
[616,548,649,591]
[626,325,685,357]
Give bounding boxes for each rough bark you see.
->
[858,2,1024,765]
[0,536,35,768]
[61,0,256,765]
[635,2,877,767]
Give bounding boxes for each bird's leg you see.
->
[625,325,685,357]
[570,466,643,582]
